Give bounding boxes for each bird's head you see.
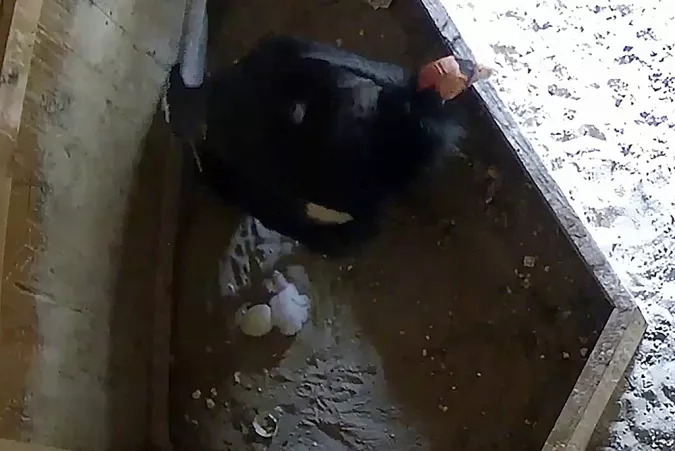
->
[417,55,493,101]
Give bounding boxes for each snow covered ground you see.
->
[442,0,675,449]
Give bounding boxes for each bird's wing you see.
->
[252,35,409,86]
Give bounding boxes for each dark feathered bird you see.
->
[166,35,491,256]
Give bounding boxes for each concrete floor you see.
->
[169,1,614,449]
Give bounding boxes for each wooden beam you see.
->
[0,439,69,451]
[0,174,11,336]
[0,0,44,432]
[0,0,43,170]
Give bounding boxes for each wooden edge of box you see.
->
[0,0,44,355]
[0,175,11,337]
[416,0,648,449]
[0,0,18,65]
[0,0,44,159]
[3,2,177,449]
[544,307,645,450]
[0,0,45,284]
[0,439,69,451]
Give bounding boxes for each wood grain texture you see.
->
[1,0,185,448]
[416,0,647,450]
[0,0,43,169]
[0,438,69,451]
[0,175,11,336]
[0,0,44,440]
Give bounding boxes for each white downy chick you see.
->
[268,271,311,336]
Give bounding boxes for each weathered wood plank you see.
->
[0,0,44,439]
[0,438,69,451]
[1,0,185,447]
[0,0,43,169]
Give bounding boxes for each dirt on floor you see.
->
[169,1,614,450]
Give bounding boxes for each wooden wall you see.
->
[0,0,185,449]
[0,0,44,439]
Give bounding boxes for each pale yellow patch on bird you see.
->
[305,202,354,224]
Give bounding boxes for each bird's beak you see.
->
[470,64,494,84]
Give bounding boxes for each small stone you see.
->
[422,349,428,357]
[234,372,242,384]
[191,389,201,400]
[335,38,343,47]
[205,398,215,409]
[580,347,589,357]
[210,387,218,397]
[562,352,570,359]
[477,372,482,377]
[523,255,536,267]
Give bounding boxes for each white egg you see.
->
[237,303,273,337]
